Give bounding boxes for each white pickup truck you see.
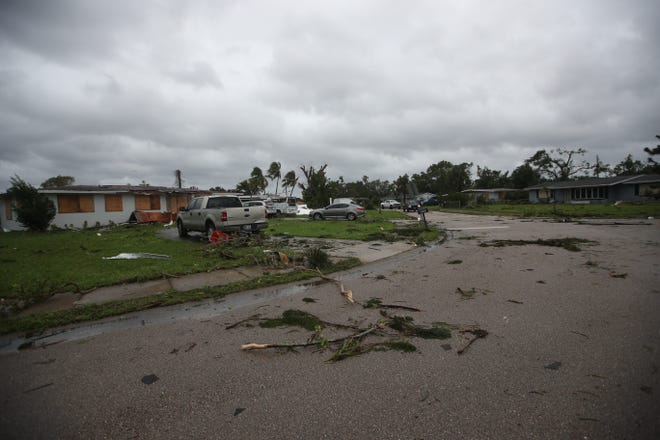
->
[176,194,268,238]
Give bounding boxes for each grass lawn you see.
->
[0,210,440,331]
[430,202,660,218]
[267,210,414,240]
[0,224,273,304]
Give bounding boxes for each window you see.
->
[572,187,608,200]
[135,194,161,210]
[207,196,242,208]
[188,198,202,210]
[58,195,95,213]
[105,195,123,212]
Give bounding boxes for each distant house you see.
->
[462,188,518,204]
[525,175,660,204]
[0,185,209,231]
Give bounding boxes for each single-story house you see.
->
[1,184,209,231]
[525,174,660,204]
[462,188,519,204]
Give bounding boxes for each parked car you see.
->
[402,200,419,212]
[309,203,366,221]
[296,204,311,215]
[243,200,277,218]
[380,199,401,209]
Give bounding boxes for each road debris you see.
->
[141,374,159,385]
[457,327,489,355]
[103,253,171,260]
[544,361,562,370]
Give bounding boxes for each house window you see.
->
[58,195,95,213]
[572,187,608,200]
[105,195,123,212]
[135,194,161,210]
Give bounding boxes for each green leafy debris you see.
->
[386,316,451,339]
[259,309,322,331]
[479,238,595,252]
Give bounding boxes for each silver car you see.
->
[309,203,366,221]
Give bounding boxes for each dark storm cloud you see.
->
[1,0,659,192]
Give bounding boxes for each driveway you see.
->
[1,212,658,439]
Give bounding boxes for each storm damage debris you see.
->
[103,253,170,260]
[141,374,160,384]
[456,327,489,355]
[479,238,595,252]
[238,310,458,362]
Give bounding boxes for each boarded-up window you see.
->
[135,194,161,210]
[58,195,95,213]
[167,195,190,212]
[105,195,123,212]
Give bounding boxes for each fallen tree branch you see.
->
[241,324,382,351]
[225,314,262,330]
[457,328,489,355]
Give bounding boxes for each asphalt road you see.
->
[1,212,659,439]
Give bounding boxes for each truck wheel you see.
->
[313,213,323,221]
[346,212,357,221]
[206,221,216,239]
[177,219,188,237]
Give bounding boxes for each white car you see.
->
[296,204,311,215]
[380,199,401,209]
[243,200,277,218]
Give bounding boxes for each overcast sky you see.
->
[1,0,659,193]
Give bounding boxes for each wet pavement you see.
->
[1,212,659,439]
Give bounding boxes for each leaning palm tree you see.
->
[266,161,282,194]
[282,170,298,197]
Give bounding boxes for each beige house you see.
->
[1,185,208,231]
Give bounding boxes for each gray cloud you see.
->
[1,0,659,192]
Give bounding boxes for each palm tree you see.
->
[249,167,268,194]
[282,170,298,197]
[266,162,282,194]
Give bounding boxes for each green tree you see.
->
[282,170,298,197]
[266,161,282,194]
[612,154,648,176]
[525,148,591,181]
[395,174,411,204]
[474,166,510,188]
[299,164,330,208]
[644,135,660,173]
[412,161,472,195]
[40,175,75,188]
[510,163,540,189]
[7,176,56,231]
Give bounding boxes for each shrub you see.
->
[7,176,56,231]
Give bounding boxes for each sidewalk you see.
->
[19,238,416,316]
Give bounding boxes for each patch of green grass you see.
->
[0,225,281,302]
[266,210,418,241]
[431,202,660,218]
[479,238,595,252]
[0,258,361,336]
[259,309,322,331]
